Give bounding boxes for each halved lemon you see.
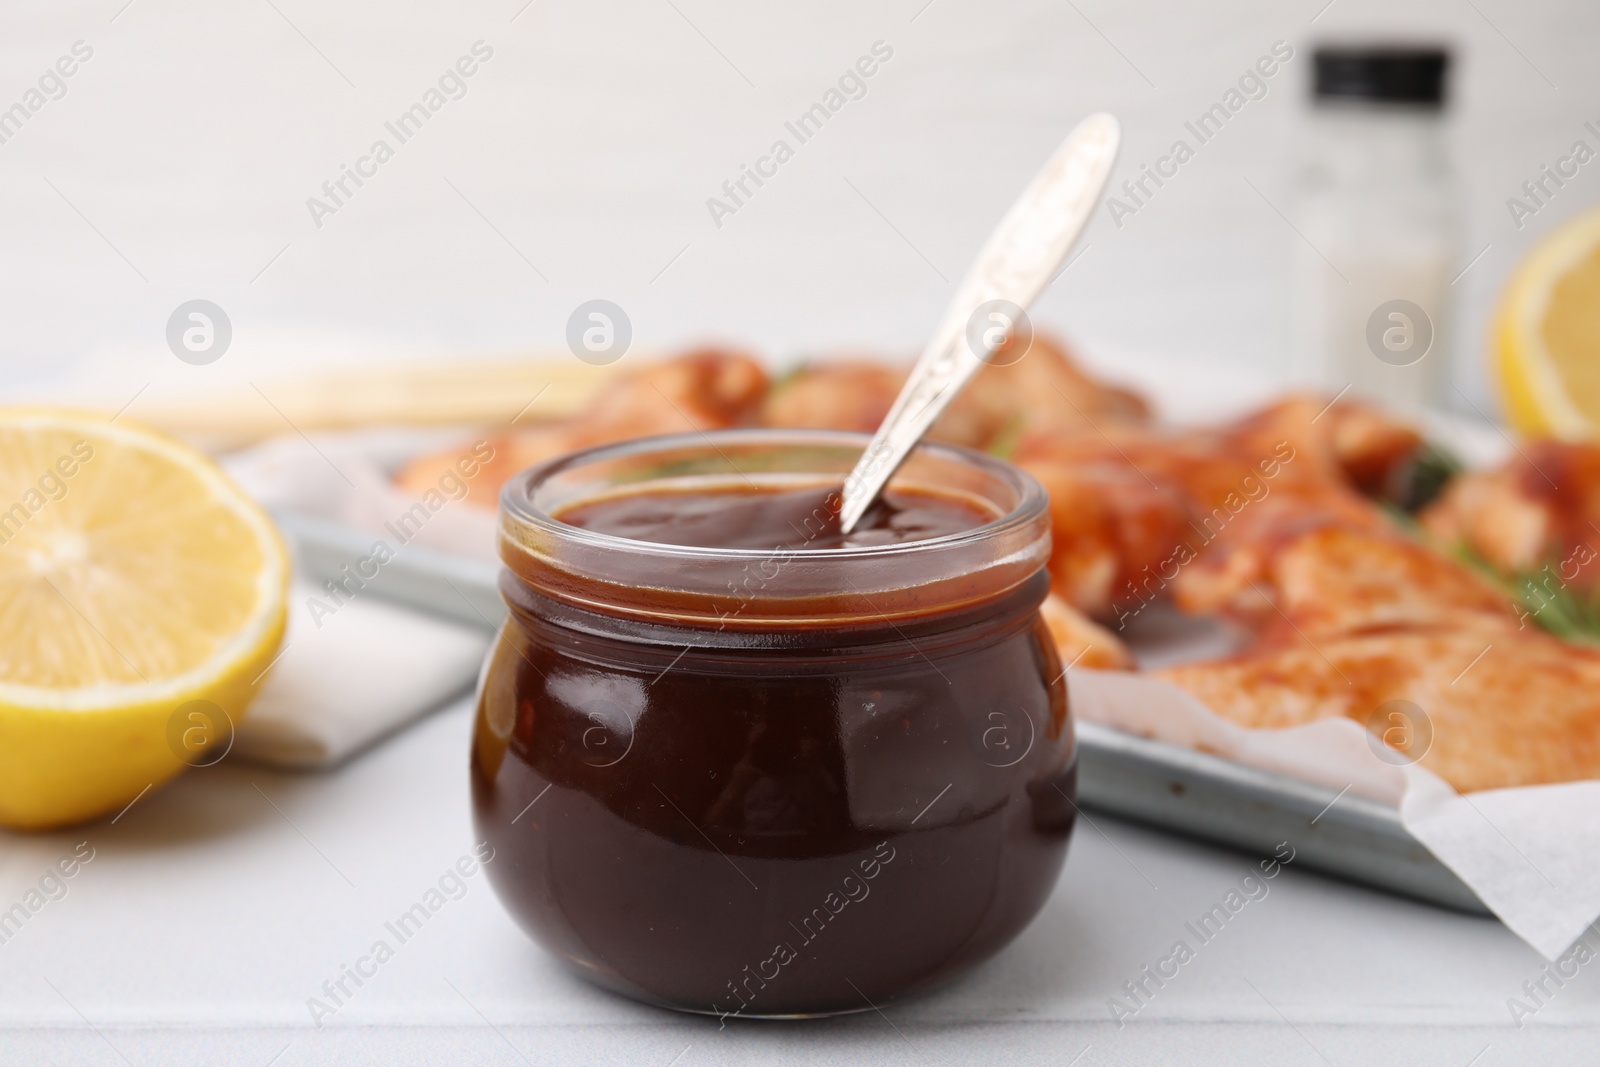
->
[0,409,288,829]
[1496,205,1600,438]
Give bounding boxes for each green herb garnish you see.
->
[1452,544,1600,646]
[986,414,1029,460]
[1393,440,1465,512]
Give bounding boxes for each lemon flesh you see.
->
[1496,206,1600,439]
[0,410,288,829]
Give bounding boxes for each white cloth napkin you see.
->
[231,580,491,770]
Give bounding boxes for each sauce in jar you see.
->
[472,431,1074,1017]
[558,483,995,550]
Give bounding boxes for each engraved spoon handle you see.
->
[837,112,1120,533]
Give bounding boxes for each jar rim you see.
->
[497,429,1052,626]
[501,428,1046,559]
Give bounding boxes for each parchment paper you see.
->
[1071,668,1600,960]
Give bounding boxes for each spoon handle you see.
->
[837,112,1121,533]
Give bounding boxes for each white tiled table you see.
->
[3,695,1595,1065]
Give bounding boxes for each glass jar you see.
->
[471,430,1074,1017]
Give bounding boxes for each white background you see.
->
[0,0,1596,414]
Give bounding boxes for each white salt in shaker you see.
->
[1290,45,1455,410]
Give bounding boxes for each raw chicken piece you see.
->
[583,346,769,438]
[1153,493,1600,792]
[395,423,580,510]
[395,349,768,508]
[1158,619,1600,793]
[760,360,904,434]
[1173,517,1512,642]
[1325,400,1427,497]
[1009,393,1417,620]
[933,333,1149,448]
[1422,439,1600,591]
[759,333,1148,450]
[1012,434,1192,619]
[1039,593,1134,672]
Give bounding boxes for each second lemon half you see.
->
[1496,205,1600,439]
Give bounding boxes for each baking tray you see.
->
[276,510,1491,917]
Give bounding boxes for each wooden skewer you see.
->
[117,357,627,450]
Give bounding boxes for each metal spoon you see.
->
[837,113,1121,533]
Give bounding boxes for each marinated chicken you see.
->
[760,334,1148,449]
[1158,516,1600,792]
[1010,394,1421,619]
[1422,439,1600,592]
[389,341,1600,793]
[1039,593,1135,672]
[396,349,768,507]
[1159,620,1600,792]
[760,359,904,436]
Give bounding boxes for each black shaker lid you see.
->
[1313,45,1450,106]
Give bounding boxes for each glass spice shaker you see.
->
[1290,45,1455,411]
